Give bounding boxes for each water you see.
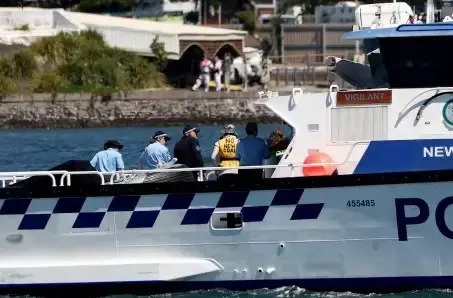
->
[0,124,446,298]
[0,124,291,172]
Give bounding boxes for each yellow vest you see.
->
[218,135,239,167]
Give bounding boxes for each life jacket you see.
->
[218,134,239,167]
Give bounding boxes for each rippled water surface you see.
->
[0,124,290,172]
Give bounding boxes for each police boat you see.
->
[3,2,453,297]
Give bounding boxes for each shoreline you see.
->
[0,118,285,129]
[0,88,326,129]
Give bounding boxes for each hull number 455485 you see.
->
[346,200,376,207]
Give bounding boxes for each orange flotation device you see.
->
[302,152,337,176]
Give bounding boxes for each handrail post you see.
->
[59,173,66,186]
[110,172,119,185]
[47,173,57,187]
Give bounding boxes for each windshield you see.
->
[379,36,453,88]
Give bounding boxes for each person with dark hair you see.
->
[267,128,291,163]
[174,125,204,180]
[236,122,270,181]
[90,139,125,173]
[137,131,173,170]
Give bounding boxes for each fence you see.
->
[208,23,360,65]
[266,51,356,87]
[205,23,360,87]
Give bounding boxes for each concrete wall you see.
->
[0,90,290,129]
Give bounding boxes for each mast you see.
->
[426,0,435,23]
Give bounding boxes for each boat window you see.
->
[379,36,453,88]
[210,211,243,230]
[363,38,389,88]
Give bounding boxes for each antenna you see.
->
[426,0,435,22]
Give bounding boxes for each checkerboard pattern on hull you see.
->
[0,189,324,230]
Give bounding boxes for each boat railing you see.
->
[0,163,340,188]
[60,171,106,187]
[0,141,369,188]
[0,176,27,188]
[0,171,68,188]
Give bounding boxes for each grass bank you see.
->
[0,29,167,98]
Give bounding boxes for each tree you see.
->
[150,36,168,71]
[0,29,167,97]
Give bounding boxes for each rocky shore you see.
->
[0,88,325,129]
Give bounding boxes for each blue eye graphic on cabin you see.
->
[442,99,453,126]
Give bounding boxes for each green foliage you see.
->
[12,50,37,79]
[14,24,30,31]
[0,76,16,98]
[0,56,16,79]
[30,71,66,94]
[150,37,168,71]
[236,10,256,35]
[0,29,166,97]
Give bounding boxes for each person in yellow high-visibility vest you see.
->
[211,124,240,169]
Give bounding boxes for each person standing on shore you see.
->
[213,55,223,92]
[192,55,213,92]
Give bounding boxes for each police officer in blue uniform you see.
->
[137,131,173,169]
[174,125,204,180]
[90,139,125,173]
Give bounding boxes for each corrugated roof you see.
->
[0,7,247,59]
[67,11,247,37]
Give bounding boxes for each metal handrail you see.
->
[0,141,369,187]
[0,171,68,187]
[59,171,106,187]
[0,176,27,188]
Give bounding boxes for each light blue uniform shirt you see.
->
[138,142,172,169]
[236,135,271,166]
[90,149,125,172]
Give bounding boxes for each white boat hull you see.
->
[0,171,452,295]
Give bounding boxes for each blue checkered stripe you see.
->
[1,189,324,230]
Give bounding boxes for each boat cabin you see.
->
[342,23,453,89]
[259,20,453,179]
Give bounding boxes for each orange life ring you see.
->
[302,152,337,176]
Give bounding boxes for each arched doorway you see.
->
[214,43,241,60]
[167,44,205,88]
[214,43,244,86]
